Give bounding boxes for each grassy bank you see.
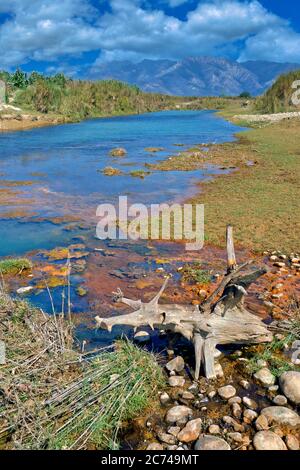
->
[147,98,300,252]
[0,293,164,450]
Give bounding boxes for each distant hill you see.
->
[256,70,300,113]
[91,57,300,97]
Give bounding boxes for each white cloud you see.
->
[0,0,300,70]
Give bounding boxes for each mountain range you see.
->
[91,57,300,96]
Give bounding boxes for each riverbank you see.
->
[147,102,300,253]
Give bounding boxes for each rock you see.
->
[254,368,276,387]
[167,445,178,450]
[257,359,268,368]
[208,424,221,435]
[134,331,150,343]
[279,371,300,404]
[285,434,300,451]
[166,356,185,373]
[208,390,216,399]
[168,376,185,387]
[215,363,224,378]
[177,418,202,443]
[16,286,33,295]
[255,415,269,431]
[242,396,258,410]
[239,380,250,390]
[228,396,242,404]
[157,432,177,445]
[168,426,180,437]
[227,432,243,443]
[160,392,170,405]
[165,406,193,424]
[110,147,127,157]
[243,409,258,423]
[188,384,198,394]
[273,395,288,406]
[232,403,242,419]
[261,406,300,427]
[223,416,244,432]
[269,385,279,392]
[146,443,164,450]
[253,431,287,450]
[218,385,236,400]
[195,435,231,451]
[181,391,194,400]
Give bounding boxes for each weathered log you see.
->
[95,226,273,380]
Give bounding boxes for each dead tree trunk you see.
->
[95,226,273,380]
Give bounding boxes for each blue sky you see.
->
[0,0,300,77]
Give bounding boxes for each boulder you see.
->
[254,368,276,387]
[261,406,300,427]
[109,147,127,157]
[195,435,231,450]
[177,418,202,443]
[166,356,185,373]
[279,371,300,404]
[253,431,287,450]
[165,406,193,424]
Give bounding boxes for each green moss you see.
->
[181,263,211,284]
[0,257,32,275]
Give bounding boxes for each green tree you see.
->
[11,68,28,89]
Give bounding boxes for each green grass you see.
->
[0,257,32,275]
[47,340,165,450]
[247,329,300,377]
[256,69,300,113]
[181,263,211,284]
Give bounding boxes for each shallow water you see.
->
[0,110,246,346]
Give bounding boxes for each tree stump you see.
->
[95,226,273,380]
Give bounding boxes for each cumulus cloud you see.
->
[0,0,300,70]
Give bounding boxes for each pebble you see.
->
[256,359,268,368]
[218,385,236,400]
[165,406,193,425]
[285,434,300,451]
[279,371,300,404]
[273,395,288,406]
[215,363,224,378]
[157,432,177,445]
[239,380,250,390]
[227,432,243,443]
[208,424,221,435]
[177,418,202,443]
[228,396,242,404]
[254,368,276,387]
[181,391,195,400]
[168,376,185,387]
[168,426,181,437]
[194,435,231,451]
[160,392,170,405]
[188,384,199,394]
[223,416,244,432]
[166,356,185,373]
[253,431,287,450]
[243,409,258,424]
[146,443,164,450]
[242,396,258,410]
[255,415,269,431]
[232,403,242,419]
[208,390,216,399]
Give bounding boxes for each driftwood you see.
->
[95,226,273,380]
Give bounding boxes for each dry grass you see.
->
[0,292,164,450]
